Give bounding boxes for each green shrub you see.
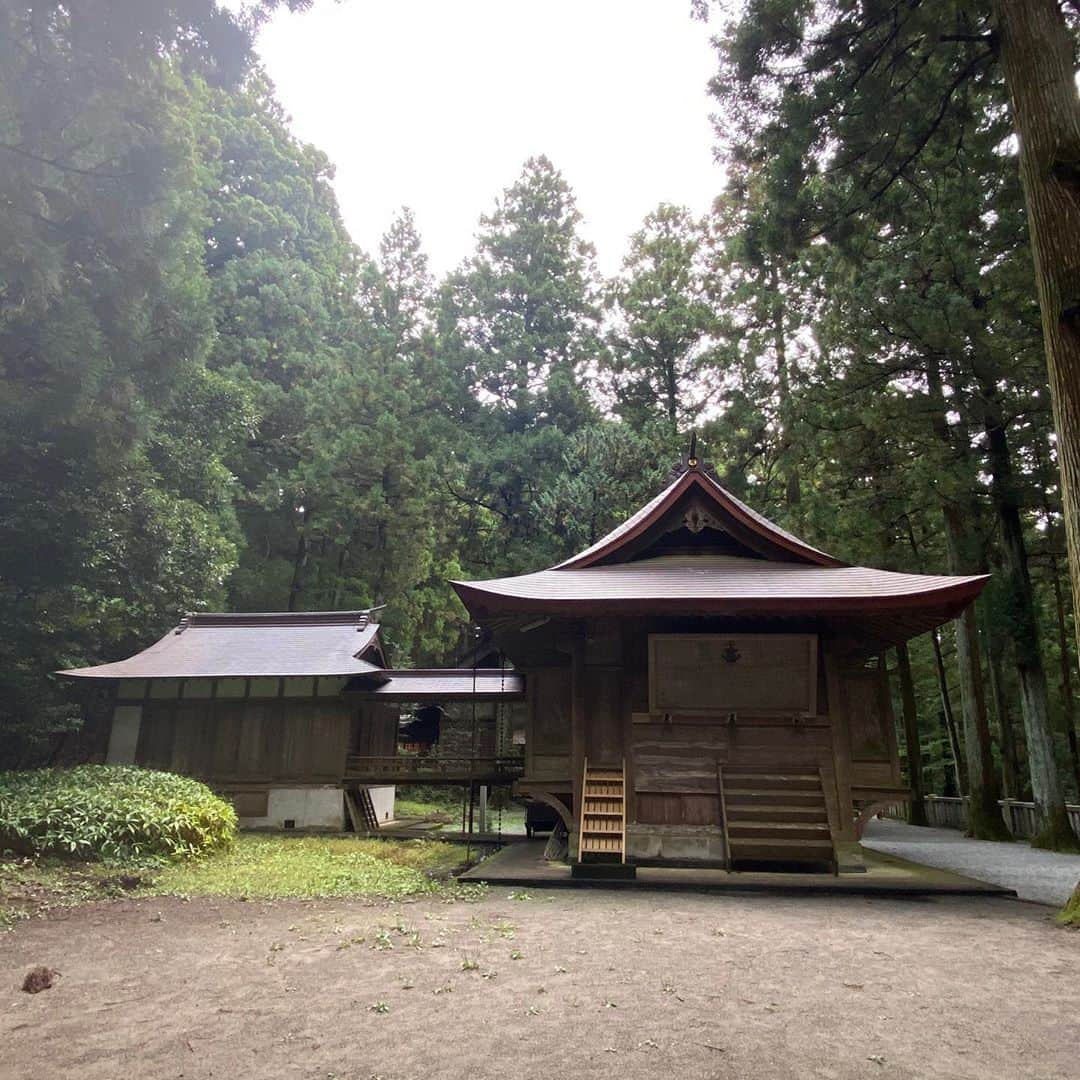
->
[0,765,236,859]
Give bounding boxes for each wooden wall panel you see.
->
[531,668,571,755]
[584,666,622,766]
[846,669,892,762]
[635,792,721,825]
[135,704,174,771]
[649,634,818,715]
[634,753,721,793]
[134,698,352,785]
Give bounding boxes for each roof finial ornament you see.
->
[668,433,719,482]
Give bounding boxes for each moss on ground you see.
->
[1057,881,1080,927]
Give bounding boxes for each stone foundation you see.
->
[626,824,727,865]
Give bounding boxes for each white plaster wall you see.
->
[239,786,345,831]
[106,706,142,764]
[366,786,395,824]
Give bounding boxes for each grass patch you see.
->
[149,835,471,900]
[1,835,479,924]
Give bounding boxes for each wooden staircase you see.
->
[344,788,381,834]
[719,765,835,872]
[578,758,626,862]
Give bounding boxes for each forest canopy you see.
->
[1,0,1078,845]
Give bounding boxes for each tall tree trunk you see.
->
[924,349,1007,837]
[980,376,1076,849]
[931,627,966,795]
[287,507,309,613]
[896,642,927,825]
[1033,437,1080,798]
[664,354,678,426]
[984,611,1024,799]
[993,0,1080,702]
[1049,555,1080,796]
[768,263,800,508]
[943,505,1011,840]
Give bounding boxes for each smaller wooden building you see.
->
[60,611,401,828]
[60,611,527,830]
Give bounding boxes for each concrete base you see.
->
[239,786,345,831]
[366,786,396,825]
[836,841,868,874]
[460,840,1017,898]
[572,862,637,881]
[626,824,726,865]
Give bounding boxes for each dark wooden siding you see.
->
[135,698,359,784]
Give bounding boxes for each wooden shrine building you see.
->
[62,450,987,873]
[59,611,524,831]
[450,453,987,872]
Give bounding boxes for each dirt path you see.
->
[1,889,1075,1080]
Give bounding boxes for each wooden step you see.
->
[728,822,831,841]
[725,805,828,823]
[718,763,837,873]
[725,788,825,803]
[579,758,626,864]
[723,772,821,786]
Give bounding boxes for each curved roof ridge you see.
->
[552,467,843,570]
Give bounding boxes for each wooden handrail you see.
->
[716,760,732,872]
[818,764,838,876]
[620,757,627,865]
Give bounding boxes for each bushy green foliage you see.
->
[0,766,236,860]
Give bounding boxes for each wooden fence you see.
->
[884,795,1080,839]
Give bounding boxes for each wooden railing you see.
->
[344,754,525,782]
[883,795,1080,839]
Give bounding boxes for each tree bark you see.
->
[768,263,800,508]
[983,610,1024,799]
[1049,555,1080,796]
[896,642,927,825]
[287,507,308,613]
[993,0,1080,712]
[930,627,966,795]
[980,374,1076,849]
[943,506,1012,840]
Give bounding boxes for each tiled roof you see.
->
[345,669,525,700]
[452,555,988,638]
[58,611,384,680]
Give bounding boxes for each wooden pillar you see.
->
[569,633,586,860]
[824,641,857,842]
[896,643,928,825]
[477,785,488,834]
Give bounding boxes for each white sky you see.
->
[255,0,721,276]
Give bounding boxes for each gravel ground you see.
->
[861,817,1080,906]
[1,887,1076,1080]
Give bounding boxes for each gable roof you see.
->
[452,462,989,644]
[57,611,385,680]
[553,466,844,569]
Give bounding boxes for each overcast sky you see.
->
[255,1,721,276]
